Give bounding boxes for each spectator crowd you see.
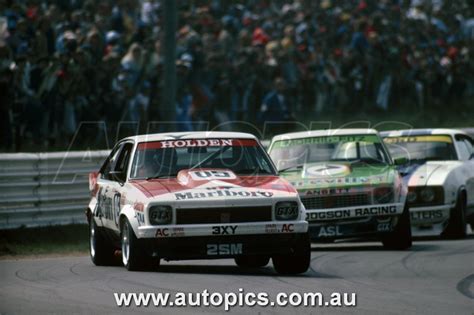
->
[1,0,473,151]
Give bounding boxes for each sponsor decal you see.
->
[305,164,351,178]
[384,135,452,144]
[174,188,273,200]
[354,205,397,216]
[273,135,379,148]
[307,210,351,220]
[307,205,398,221]
[291,175,386,187]
[304,188,351,196]
[318,226,343,237]
[156,228,169,237]
[189,170,237,181]
[264,223,295,233]
[155,227,185,237]
[281,224,295,233]
[207,243,243,256]
[265,224,278,233]
[411,210,444,220]
[377,222,391,232]
[137,139,258,150]
[212,225,238,235]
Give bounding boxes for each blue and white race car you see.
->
[381,129,474,237]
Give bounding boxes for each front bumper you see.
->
[140,233,309,260]
[306,203,404,240]
[409,204,451,226]
[137,221,308,238]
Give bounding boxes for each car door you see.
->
[94,143,123,229]
[101,142,134,232]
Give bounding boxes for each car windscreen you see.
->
[383,135,457,162]
[269,134,390,171]
[130,139,276,179]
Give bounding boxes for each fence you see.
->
[0,151,110,229]
[0,140,272,230]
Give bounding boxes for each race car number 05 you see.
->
[206,243,243,255]
[190,170,236,180]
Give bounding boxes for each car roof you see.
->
[271,129,379,142]
[123,131,257,143]
[380,128,468,138]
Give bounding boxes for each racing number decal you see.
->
[190,170,237,180]
[95,187,121,226]
[113,193,121,226]
[207,243,243,255]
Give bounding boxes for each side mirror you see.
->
[393,157,408,165]
[109,170,125,183]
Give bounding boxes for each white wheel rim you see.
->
[90,221,96,258]
[122,223,130,266]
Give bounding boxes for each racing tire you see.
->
[468,216,474,231]
[272,234,311,275]
[443,192,467,239]
[382,203,412,250]
[235,256,270,268]
[90,219,116,266]
[121,218,159,271]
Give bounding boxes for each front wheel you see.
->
[443,192,467,239]
[382,203,412,250]
[272,234,311,275]
[121,218,158,271]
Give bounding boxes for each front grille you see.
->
[176,206,272,224]
[301,194,370,210]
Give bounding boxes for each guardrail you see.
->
[0,151,110,229]
[0,140,272,230]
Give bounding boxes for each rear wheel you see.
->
[235,256,270,268]
[90,219,116,266]
[443,192,467,239]
[121,218,159,271]
[382,203,412,250]
[272,234,311,275]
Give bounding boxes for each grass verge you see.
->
[0,224,89,258]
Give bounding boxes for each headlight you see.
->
[420,188,435,203]
[407,186,444,205]
[275,201,299,221]
[374,187,394,204]
[149,205,172,225]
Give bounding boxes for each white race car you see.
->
[381,129,474,237]
[86,132,310,274]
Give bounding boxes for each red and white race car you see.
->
[86,132,310,274]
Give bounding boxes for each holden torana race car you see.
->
[268,129,412,249]
[381,129,474,238]
[86,132,310,274]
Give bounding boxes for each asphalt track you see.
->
[1,237,473,315]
